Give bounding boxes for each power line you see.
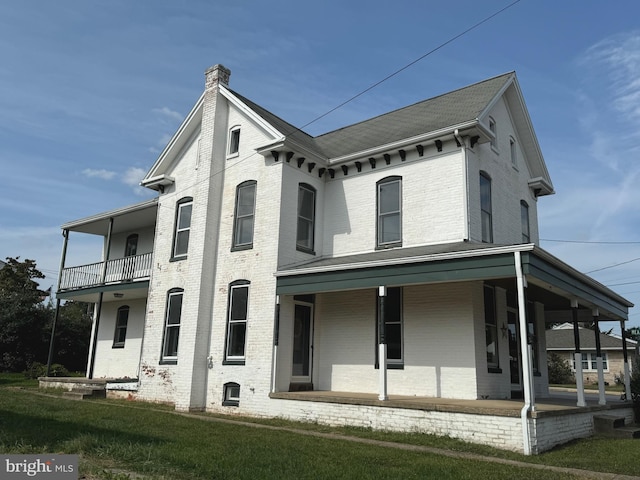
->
[586,257,640,274]
[153,0,525,215]
[541,239,640,245]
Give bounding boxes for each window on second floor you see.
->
[125,234,138,257]
[480,172,493,243]
[232,181,256,250]
[377,176,402,248]
[172,198,193,260]
[521,201,530,243]
[297,183,316,253]
[228,127,240,157]
[112,305,129,348]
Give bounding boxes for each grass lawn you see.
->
[0,374,637,479]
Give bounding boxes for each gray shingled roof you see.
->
[546,327,637,351]
[231,72,514,160]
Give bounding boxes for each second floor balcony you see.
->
[60,252,153,291]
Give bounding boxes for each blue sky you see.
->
[2,1,640,329]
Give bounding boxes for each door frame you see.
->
[290,300,314,384]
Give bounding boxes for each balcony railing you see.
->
[60,253,153,291]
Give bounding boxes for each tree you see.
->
[52,301,92,372]
[0,257,50,371]
[547,352,575,384]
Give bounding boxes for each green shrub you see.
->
[547,352,575,384]
[23,362,69,379]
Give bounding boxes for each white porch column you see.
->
[378,286,388,401]
[593,310,606,406]
[572,300,586,407]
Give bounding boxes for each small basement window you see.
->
[223,382,240,406]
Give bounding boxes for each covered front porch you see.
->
[271,242,634,454]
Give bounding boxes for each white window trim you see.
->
[161,290,183,363]
[510,136,518,169]
[173,200,192,259]
[377,177,402,248]
[296,183,316,253]
[571,352,609,372]
[225,283,249,362]
[227,126,241,159]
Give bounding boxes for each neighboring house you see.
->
[547,323,638,385]
[52,65,635,454]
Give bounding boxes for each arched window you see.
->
[376,176,402,248]
[113,305,129,348]
[172,197,193,260]
[224,280,250,364]
[222,382,240,406]
[161,288,184,363]
[232,181,256,250]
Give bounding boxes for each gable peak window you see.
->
[297,183,316,253]
[228,126,241,157]
[172,198,193,260]
[377,176,402,249]
[510,137,517,168]
[232,181,256,250]
[480,172,493,243]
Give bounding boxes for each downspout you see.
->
[271,295,280,393]
[46,229,69,377]
[514,251,533,455]
[378,286,388,401]
[88,217,113,379]
[455,129,471,241]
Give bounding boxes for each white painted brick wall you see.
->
[91,298,146,379]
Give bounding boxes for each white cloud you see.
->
[82,168,116,180]
[122,167,152,197]
[153,106,183,122]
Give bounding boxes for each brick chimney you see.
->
[205,64,230,90]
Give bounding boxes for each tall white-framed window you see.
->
[484,284,500,372]
[510,136,517,168]
[377,176,402,248]
[224,280,249,364]
[172,198,193,260]
[480,172,493,243]
[296,183,316,253]
[489,117,497,150]
[232,181,256,250]
[161,288,183,363]
[521,200,530,243]
[112,305,129,348]
[228,126,241,157]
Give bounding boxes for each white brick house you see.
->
[52,65,635,454]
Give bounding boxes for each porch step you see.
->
[62,386,106,400]
[594,415,640,439]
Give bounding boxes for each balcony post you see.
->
[46,229,69,377]
[88,217,113,379]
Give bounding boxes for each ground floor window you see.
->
[571,352,608,371]
[112,305,129,348]
[222,382,240,406]
[376,287,403,368]
[484,285,499,371]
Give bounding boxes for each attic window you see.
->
[229,127,241,157]
[510,137,517,169]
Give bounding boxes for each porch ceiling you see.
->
[275,242,632,321]
[61,198,158,236]
[57,280,149,303]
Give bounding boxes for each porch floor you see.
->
[269,389,632,419]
